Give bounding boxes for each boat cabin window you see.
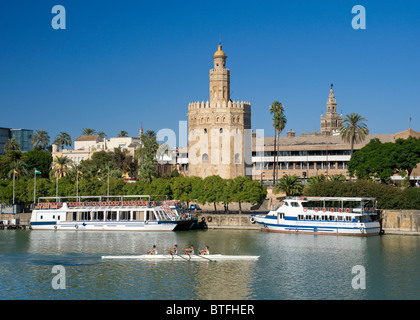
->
[119,211,130,221]
[313,215,319,220]
[146,210,156,221]
[283,202,289,206]
[337,216,343,221]
[290,202,300,207]
[345,216,352,221]
[329,215,335,221]
[305,215,312,220]
[298,214,304,220]
[106,211,117,221]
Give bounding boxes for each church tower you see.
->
[321,84,343,136]
[187,44,252,179]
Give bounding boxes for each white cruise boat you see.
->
[251,197,381,236]
[30,196,182,231]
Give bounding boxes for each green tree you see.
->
[82,128,96,136]
[273,174,303,196]
[136,130,159,183]
[51,156,73,177]
[340,113,369,156]
[22,150,53,179]
[117,130,128,137]
[229,176,266,213]
[171,175,193,207]
[4,138,19,152]
[269,101,286,185]
[348,138,396,183]
[54,132,72,150]
[32,130,50,150]
[393,137,420,184]
[202,175,226,212]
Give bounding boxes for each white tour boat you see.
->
[251,197,381,236]
[101,254,259,261]
[30,196,184,231]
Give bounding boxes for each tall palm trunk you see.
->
[273,128,277,185]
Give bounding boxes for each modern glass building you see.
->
[10,129,33,152]
[0,128,33,154]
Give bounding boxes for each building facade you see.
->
[0,127,33,155]
[187,44,252,179]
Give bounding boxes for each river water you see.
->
[0,229,418,300]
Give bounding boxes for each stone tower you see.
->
[187,44,252,179]
[320,84,343,136]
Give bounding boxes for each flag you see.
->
[14,169,18,174]
[35,169,41,175]
[77,169,83,175]
[57,169,62,174]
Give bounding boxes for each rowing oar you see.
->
[176,254,190,261]
[195,254,213,262]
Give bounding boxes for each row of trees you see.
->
[0,174,267,213]
[348,137,420,184]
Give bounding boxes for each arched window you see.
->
[204,128,207,134]
[219,128,223,134]
[235,153,240,164]
[202,153,209,163]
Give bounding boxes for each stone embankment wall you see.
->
[381,210,420,235]
[201,213,259,230]
[0,213,32,226]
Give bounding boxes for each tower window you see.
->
[204,128,207,134]
[235,153,240,164]
[219,128,223,134]
[202,153,209,163]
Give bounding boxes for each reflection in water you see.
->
[0,230,419,299]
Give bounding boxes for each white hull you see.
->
[101,254,259,261]
[253,216,380,236]
[30,221,177,231]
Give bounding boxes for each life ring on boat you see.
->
[345,208,350,213]
[250,217,256,224]
[91,202,97,206]
[303,207,307,212]
[75,225,78,229]
[322,208,327,213]
[359,227,365,233]
[171,217,176,221]
[338,208,343,213]
[330,208,335,213]
[207,216,213,222]
[314,207,319,213]
[145,220,148,225]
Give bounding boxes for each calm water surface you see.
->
[0,229,418,300]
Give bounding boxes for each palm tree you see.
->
[4,138,20,152]
[273,174,303,196]
[117,130,128,137]
[51,156,73,177]
[54,132,72,150]
[97,131,107,139]
[82,128,96,136]
[32,130,50,150]
[269,101,286,185]
[8,160,28,178]
[340,113,369,156]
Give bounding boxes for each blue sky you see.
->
[1,0,419,147]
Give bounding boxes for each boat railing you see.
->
[303,206,377,214]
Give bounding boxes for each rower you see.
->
[183,245,194,256]
[147,245,158,255]
[199,246,210,255]
[167,244,178,255]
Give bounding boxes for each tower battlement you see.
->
[188,100,251,111]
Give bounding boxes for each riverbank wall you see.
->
[1,210,419,236]
[381,210,420,235]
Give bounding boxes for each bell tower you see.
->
[209,43,230,104]
[321,84,343,136]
